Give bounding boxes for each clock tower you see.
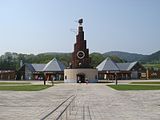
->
[64,19,98,83]
[71,19,91,68]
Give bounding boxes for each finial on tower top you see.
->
[78,18,83,25]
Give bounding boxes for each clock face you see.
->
[77,51,85,59]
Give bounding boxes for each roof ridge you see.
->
[102,58,108,70]
[127,61,138,70]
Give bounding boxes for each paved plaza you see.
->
[0,81,160,120]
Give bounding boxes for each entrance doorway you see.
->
[77,73,85,83]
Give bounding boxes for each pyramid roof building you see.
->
[43,58,65,72]
[96,57,119,71]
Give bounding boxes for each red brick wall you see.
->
[71,26,91,68]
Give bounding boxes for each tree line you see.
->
[0,52,124,70]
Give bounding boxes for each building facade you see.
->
[97,57,146,80]
[17,58,65,80]
[0,70,16,80]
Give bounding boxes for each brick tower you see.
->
[71,19,91,68]
[64,19,98,83]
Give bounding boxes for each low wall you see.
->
[64,68,98,83]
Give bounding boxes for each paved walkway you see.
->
[72,84,160,120]
[0,83,160,120]
[0,84,76,120]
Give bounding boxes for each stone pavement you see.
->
[69,84,160,120]
[0,84,76,120]
[0,83,160,120]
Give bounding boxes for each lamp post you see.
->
[115,72,118,85]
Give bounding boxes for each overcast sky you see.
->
[0,0,160,55]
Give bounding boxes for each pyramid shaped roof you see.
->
[43,58,65,72]
[96,57,119,71]
[117,61,138,71]
[32,64,46,72]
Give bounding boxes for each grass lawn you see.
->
[130,82,160,84]
[108,85,160,90]
[0,82,31,85]
[0,85,52,91]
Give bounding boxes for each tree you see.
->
[90,52,105,68]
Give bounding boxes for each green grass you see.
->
[0,82,31,85]
[0,85,52,91]
[143,64,160,68]
[130,82,160,84]
[108,85,160,90]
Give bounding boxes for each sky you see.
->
[0,0,160,55]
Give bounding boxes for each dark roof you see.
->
[43,58,65,72]
[96,57,119,71]
[116,63,130,71]
[117,62,138,71]
[25,63,35,72]
[31,64,46,72]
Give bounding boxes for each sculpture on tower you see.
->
[78,19,83,25]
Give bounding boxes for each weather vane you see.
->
[70,18,83,34]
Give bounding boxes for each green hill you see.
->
[141,50,160,64]
[103,51,146,62]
